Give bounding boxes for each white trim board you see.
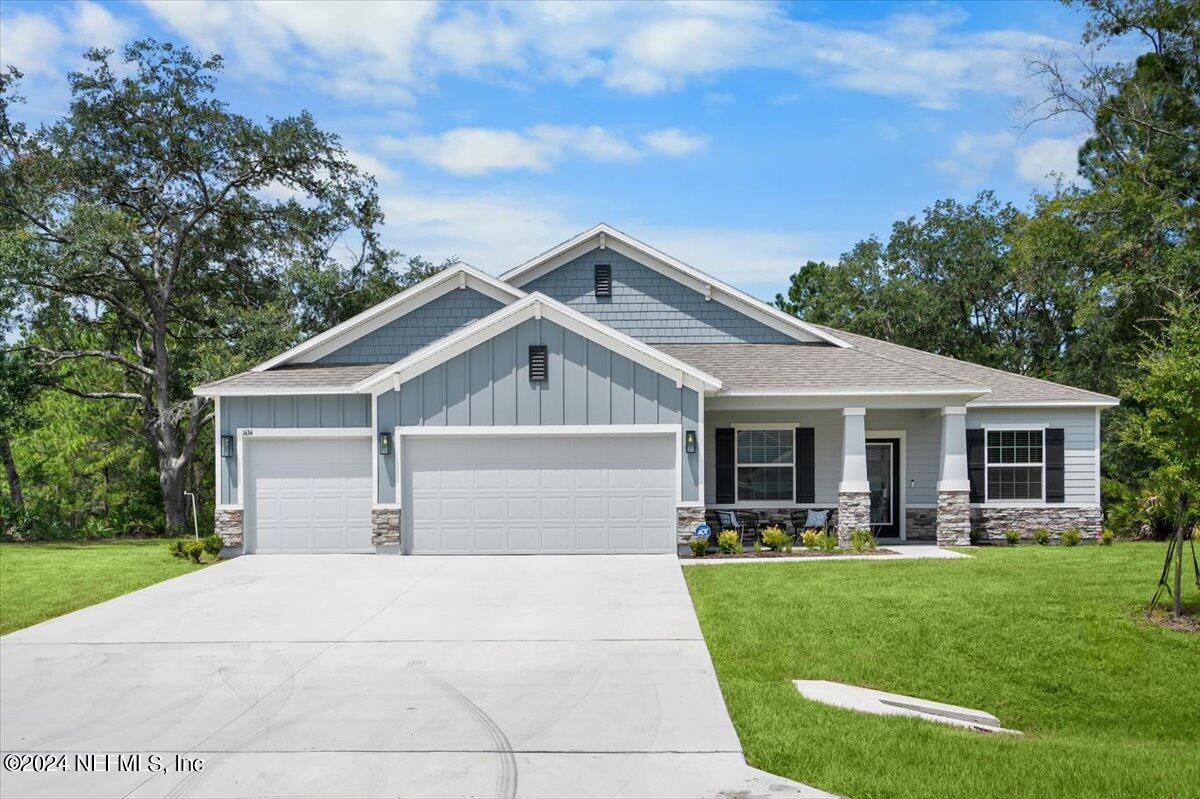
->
[500,224,849,348]
[354,292,723,394]
[252,263,525,372]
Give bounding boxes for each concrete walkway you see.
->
[682,544,973,566]
[0,555,830,798]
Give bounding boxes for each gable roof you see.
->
[352,291,723,394]
[809,325,1119,406]
[251,262,525,372]
[499,224,850,349]
[194,365,381,397]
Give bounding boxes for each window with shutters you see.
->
[736,429,794,501]
[528,345,548,382]
[985,429,1043,500]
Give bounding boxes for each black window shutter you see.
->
[1045,428,1065,503]
[966,428,985,503]
[594,264,612,297]
[528,345,548,382]
[715,428,735,504]
[794,427,815,503]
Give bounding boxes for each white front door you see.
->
[247,437,373,553]
[403,433,676,554]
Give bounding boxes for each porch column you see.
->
[937,406,971,546]
[837,406,871,546]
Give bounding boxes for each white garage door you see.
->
[247,437,373,554]
[404,434,676,554]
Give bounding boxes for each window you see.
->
[986,429,1043,500]
[594,264,612,297]
[528,345,548,382]
[736,429,793,501]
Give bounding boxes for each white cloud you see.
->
[1015,134,1086,185]
[642,128,710,157]
[69,0,133,53]
[933,131,1018,185]
[378,123,701,176]
[0,11,65,77]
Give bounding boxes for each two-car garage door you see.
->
[403,434,677,554]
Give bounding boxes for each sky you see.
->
[0,0,1109,299]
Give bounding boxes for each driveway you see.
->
[1,555,827,798]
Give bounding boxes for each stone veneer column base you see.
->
[936,490,970,546]
[836,491,871,547]
[676,506,707,555]
[371,507,402,554]
[970,506,1102,542]
[214,507,244,558]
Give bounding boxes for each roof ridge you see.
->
[813,323,1117,402]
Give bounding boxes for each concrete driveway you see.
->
[1,555,826,798]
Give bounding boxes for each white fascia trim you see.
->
[195,385,361,398]
[717,386,992,398]
[353,292,723,393]
[500,224,850,348]
[396,424,678,437]
[237,427,372,439]
[967,398,1119,408]
[250,263,525,372]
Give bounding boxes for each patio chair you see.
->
[791,508,835,538]
[734,510,762,547]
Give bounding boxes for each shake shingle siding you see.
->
[316,288,503,365]
[524,249,794,344]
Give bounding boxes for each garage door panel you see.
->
[405,434,675,554]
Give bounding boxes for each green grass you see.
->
[685,543,1200,799]
[0,538,213,635]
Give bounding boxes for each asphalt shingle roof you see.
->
[195,364,382,393]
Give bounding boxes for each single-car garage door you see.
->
[247,437,373,553]
[404,434,676,554]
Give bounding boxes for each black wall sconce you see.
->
[685,430,697,454]
[221,435,234,459]
[379,431,393,456]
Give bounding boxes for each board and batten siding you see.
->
[375,316,700,504]
[315,288,503,365]
[704,407,1098,508]
[217,394,370,505]
[524,247,794,344]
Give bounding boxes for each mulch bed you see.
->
[1141,609,1200,634]
[688,548,898,560]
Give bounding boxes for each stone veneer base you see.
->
[214,507,243,557]
[970,506,1102,541]
[905,507,937,541]
[936,490,970,546]
[836,491,872,547]
[371,507,402,552]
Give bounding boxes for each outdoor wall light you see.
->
[379,431,393,456]
[909,478,916,489]
[220,435,234,459]
[685,430,697,454]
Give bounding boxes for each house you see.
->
[194,225,1118,555]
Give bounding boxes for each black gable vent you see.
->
[529,345,548,382]
[594,264,612,297]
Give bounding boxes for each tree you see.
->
[0,41,393,530]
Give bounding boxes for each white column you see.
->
[839,407,869,493]
[938,406,970,492]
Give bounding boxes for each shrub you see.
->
[1004,528,1021,545]
[1100,528,1115,546]
[183,539,205,563]
[1061,528,1081,547]
[817,532,838,552]
[1033,528,1051,545]
[688,536,707,557]
[717,530,742,554]
[801,529,821,549]
[201,534,223,556]
[849,529,877,553]
[82,516,114,540]
[760,525,794,552]
[168,539,186,558]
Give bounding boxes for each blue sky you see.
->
[0,1,1102,299]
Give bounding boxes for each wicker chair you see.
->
[734,510,762,546]
[790,508,837,538]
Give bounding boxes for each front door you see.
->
[865,438,900,539]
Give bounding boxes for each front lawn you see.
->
[0,539,212,635]
[685,544,1200,799]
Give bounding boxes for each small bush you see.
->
[202,534,223,556]
[1100,528,1115,546]
[849,528,877,553]
[1004,528,1021,545]
[760,525,794,552]
[1033,528,1051,545]
[801,529,821,549]
[688,536,708,557]
[183,539,205,563]
[1061,528,1081,547]
[82,516,114,540]
[717,530,742,554]
[817,532,838,552]
[168,539,186,558]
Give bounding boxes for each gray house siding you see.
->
[375,316,699,503]
[524,248,794,344]
[316,288,503,365]
[966,407,1099,505]
[217,394,370,505]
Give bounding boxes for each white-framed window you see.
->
[736,428,794,501]
[985,429,1044,501]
